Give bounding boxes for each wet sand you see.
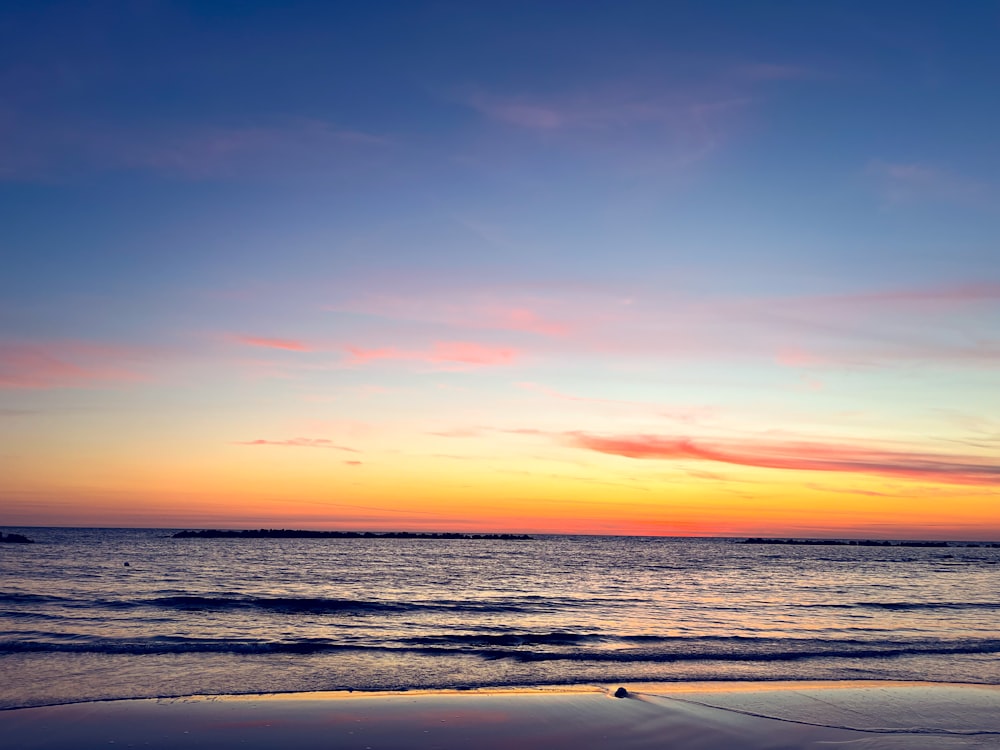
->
[2,682,999,749]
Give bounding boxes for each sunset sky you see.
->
[1,1,998,537]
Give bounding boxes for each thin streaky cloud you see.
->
[565,432,1000,486]
[830,281,1000,306]
[465,87,748,133]
[324,292,572,337]
[0,341,149,390]
[232,335,313,352]
[233,438,359,452]
[732,63,819,81]
[325,278,998,371]
[459,80,754,169]
[515,382,715,423]
[345,341,518,367]
[867,160,991,206]
[0,116,389,182]
[426,427,484,438]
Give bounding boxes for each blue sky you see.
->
[1,1,998,535]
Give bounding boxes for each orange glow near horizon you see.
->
[4,443,998,539]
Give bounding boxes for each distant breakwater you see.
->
[171,529,533,540]
[742,537,1000,548]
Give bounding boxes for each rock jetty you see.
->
[172,528,533,540]
[741,537,999,548]
[0,532,34,544]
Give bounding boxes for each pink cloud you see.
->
[232,335,312,352]
[344,346,403,364]
[775,348,830,368]
[0,341,148,390]
[345,341,518,368]
[431,341,517,365]
[316,277,999,372]
[500,308,570,336]
[325,292,573,338]
[233,438,359,452]
[566,432,1000,486]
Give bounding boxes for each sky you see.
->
[1,1,998,538]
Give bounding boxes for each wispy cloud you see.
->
[0,116,388,181]
[457,64,818,171]
[495,308,570,337]
[465,87,748,134]
[231,335,313,352]
[0,341,149,389]
[515,382,715,423]
[230,276,999,380]
[867,161,990,206]
[566,432,1000,486]
[831,281,1000,306]
[429,341,518,365]
[233,438,359,452]
[427,427,484,438]
[345,341,518,368]
[462,84,748,170]
[325,291,573,338]
[732,63,819,81]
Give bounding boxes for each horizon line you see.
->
[3,524,999,545]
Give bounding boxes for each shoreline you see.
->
[4,677,996,712]
[3,681,999,749]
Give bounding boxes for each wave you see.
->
[4,634,1000,661]
[2,592,555,616]
[139,595,555,615]
[859,601,1000,611]
[0,593,69,605]
[0,636,349,655]
[13,590,1000,617]
[469,639,1000,663]
[403,631,601,647]
[805,601,1000,611]
[139,595,411,615]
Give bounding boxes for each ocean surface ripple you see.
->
[2,528,999,709]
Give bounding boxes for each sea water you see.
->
[2,527,999,709]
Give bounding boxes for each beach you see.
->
[3,682,1000,749]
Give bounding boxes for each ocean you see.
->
[2,527,999,709]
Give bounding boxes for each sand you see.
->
[2,682,999,749]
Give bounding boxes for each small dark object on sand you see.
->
[123,562,130,567]
[614,687,629,698]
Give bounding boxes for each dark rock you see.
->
[0,532,34,544]
[614,687,629,699]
